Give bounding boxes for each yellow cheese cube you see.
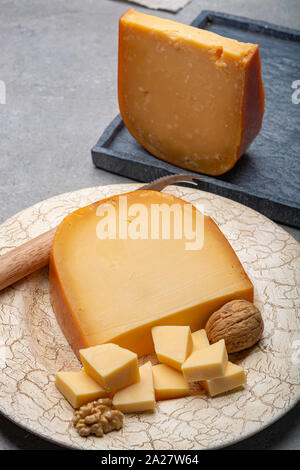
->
[152,364,189,401]
[192,329,210,352]
[79,343,140,392]
[55,369,108,408]
[182,339,228,381]
[201,361,246,396]
[152,325,193,370]
[113,362,156,413]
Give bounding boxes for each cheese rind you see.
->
[118,9,264,176]
[152,364,189,400]
[79,344,140,392]
[182,339,228,381]
[113,362,156,413]
[49,190,253,357]
[201,361,246,396]
[152,325,193,370]
[55,370,108,408]
[192,329,210,352]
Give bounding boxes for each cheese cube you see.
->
[201,361,246,396]
[55,369,108,408]
[182,339,228,381]
[152,364,189,401]
[152,326,193,370]
[79,343,140,392]
[113,362,156,413]
[192,329,209,352]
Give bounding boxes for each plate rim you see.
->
[0,183,299,450]
[1,391,299,450]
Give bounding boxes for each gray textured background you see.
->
[0,0,299,450]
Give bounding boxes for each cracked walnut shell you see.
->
[72,398,124,437]
[205,300,264,353]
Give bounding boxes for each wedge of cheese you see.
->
[49,190,253,357]
[113,361,156,413]
[118,9,264,176]
[152,325,193,370]
[55,369,109,408]
[201,361,247,396]
[152,364,190,400]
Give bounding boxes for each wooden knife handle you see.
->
[0,227,57,291]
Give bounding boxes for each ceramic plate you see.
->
[0,184,299,450]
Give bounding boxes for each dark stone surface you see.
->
[92,12,300,227]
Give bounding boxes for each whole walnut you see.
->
[205,300,264,353]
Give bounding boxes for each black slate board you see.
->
[92,11,300,228]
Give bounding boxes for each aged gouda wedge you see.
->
[201,361,246,396]
[49,190,253,357]
[192,329,210,352]
[152,325,193,370]
[152,363,189,400]
[113,362,155,413]
[182,339,228,381]
[55,370,108,408]
[79,344,140,392]
[118,9,264,176]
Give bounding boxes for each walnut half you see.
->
[205,300,264,353]
[72,398,124,437]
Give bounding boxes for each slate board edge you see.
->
[191,10,300,41]
[91,11,300,228]
[92,118,299,228]
[93,115,297,210]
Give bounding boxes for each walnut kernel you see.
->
[72,398,124,437]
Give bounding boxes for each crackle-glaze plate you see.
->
[0,184,299,450]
